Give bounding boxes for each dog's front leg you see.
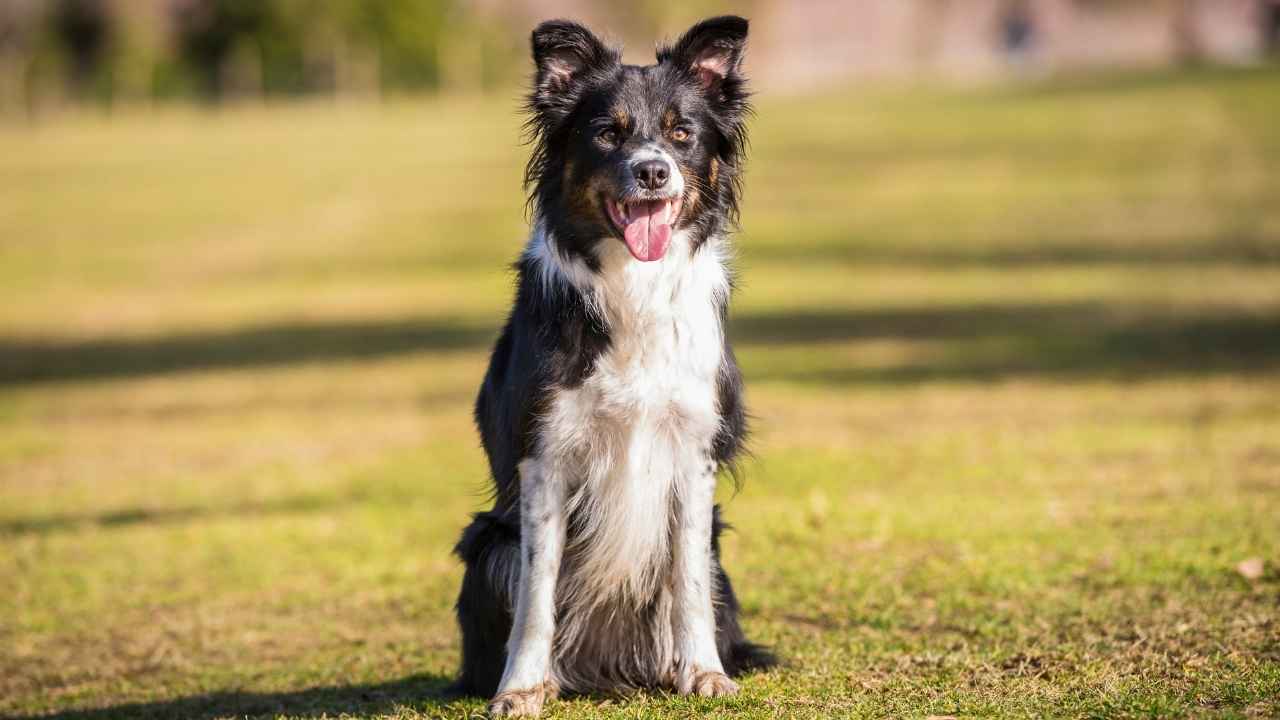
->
[489,457,565,718]
[671,454,739,697]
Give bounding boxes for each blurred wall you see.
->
[748,0,1266,88]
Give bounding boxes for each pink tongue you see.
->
[622,200,672,262]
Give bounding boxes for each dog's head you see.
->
[525,16,750,265]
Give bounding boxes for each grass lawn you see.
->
[2,67,1279,718]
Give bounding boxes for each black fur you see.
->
[452,15,774,699]
[471,256,612,513]
[453,511,518,696]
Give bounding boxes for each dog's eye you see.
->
[598,128,620,145]
[670,127,691,143]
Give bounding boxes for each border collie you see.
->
[452,16,774,717]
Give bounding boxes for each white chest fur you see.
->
[534,231,730,611]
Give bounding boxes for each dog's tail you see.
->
[725,640,778,676]
[712,505,780,677]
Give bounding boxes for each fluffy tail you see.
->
[725,639,778,676]
[712,506,779,677]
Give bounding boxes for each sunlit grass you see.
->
[2,67,1278,718]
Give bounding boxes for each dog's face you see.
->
[525,17,750,265]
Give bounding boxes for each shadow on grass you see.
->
[736,303,1280,383]
[0,490,368,537]
[742,235,1280,268]
[1,302,1277,387]
[0,317,495,386]
[15,673,465,720]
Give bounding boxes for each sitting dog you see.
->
[451,16,774,717]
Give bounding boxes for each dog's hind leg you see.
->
[711,506,777,676]
[453,511,519,698]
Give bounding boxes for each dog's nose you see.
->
[633,160,669,190]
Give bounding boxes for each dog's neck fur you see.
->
[526,221,731,327]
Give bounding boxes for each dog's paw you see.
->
[677,668,739,697]
[487,685,548,718]
[693,670,739,697]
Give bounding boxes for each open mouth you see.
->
[605,196,683,262]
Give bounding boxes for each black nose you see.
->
[633,160,669,190]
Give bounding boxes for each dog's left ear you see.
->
[663,16,748,96]
[530,20,618,122]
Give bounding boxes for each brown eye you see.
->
[671,127,691,142]
[598,128,619,145]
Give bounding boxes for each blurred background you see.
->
[1,0,1278,109]
[3,1,1279,718]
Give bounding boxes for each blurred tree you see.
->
[173,1,292,98]
[342,0,452,94]
[51,0,110,97]
[0,0,39,112]
[167,0,459,99]
[1265,0,1280,54]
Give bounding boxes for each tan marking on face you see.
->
[683,186,700,218]
[567,166,616,227]
[663,109,677,133]
[563,156,593,215]
[575,174,602,215]
[708,157,720,187]
[678,161,700,219]
[612,108,630,132]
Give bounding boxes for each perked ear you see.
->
[530,20,617,116]
[665,15,748,93]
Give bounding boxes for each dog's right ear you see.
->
[530,20,617,122]
[665,16,748,98]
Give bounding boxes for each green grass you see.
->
[2,66,1279,718]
